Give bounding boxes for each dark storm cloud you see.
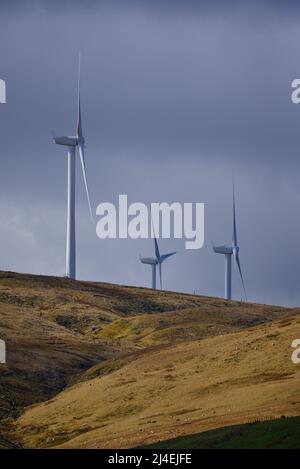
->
[0,0,299,305]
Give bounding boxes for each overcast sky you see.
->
[0,0,299,306]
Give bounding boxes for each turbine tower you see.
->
[53,58,93,280]
[140,237,176,290]
[213,186,246,300]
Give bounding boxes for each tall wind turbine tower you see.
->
[213,186,247,300]
[140,237,176,290]
[53,57,93,280]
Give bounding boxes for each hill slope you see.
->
[13,312,300,448]
[0,271,299,448]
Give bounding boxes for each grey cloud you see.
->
[0,1,299,306]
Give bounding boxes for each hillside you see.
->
[12,311,300,448]
[0,271,299,448]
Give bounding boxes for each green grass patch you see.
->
[141,417,300,449]
[97,319,134,340]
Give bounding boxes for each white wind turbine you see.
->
[213,186,247,300]
[140,237,176,290]
[53,58,93,280]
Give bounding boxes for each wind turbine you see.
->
[53,58,93,280]
[140,237,176,290]
[213,186,247,300]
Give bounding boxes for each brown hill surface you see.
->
[0,271,299,448]
[11,311,300,449]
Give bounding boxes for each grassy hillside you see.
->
[141,416,300,449]
[13,310,300,449]
[0,271,299,449]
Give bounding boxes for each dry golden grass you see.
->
[0,270,299,448]
[14,314,300,449]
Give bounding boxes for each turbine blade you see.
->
[77,54,83,139]
[232,183,238,247]
[160,251,176,263]
[235,253,247,300]
[159,262,162,290]
[77,95,82,139]
[78,144,93,221]
[154,237,160,261]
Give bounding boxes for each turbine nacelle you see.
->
[53,136,78,147]
[53,135,85,147]
[213,245,233,255]
[140,257,158,266]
